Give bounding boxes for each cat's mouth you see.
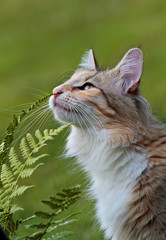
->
[55,102,71,112]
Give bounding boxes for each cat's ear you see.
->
[79,49,99,70]
[115,48,143,95]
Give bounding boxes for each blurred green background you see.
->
[1,0,166,239]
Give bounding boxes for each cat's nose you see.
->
[53,88,63,98]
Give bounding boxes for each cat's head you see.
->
[49,48,149,144]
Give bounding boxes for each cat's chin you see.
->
[49,95,97,128]
[49,95,82,125]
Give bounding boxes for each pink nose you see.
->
[52,88,63,98]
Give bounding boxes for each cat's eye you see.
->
[84,84,93,90]
[78,83,94,90]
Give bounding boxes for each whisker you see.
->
[25,93,45,98]
[14,107,49,144]
[75,105,102,141]
[19,104,49,125]
[25,87,50,95]
[34,108,51,132]
[77,99,108,122]
[72,105,89,137]
[77,104,105,130]
[0,103,33,112]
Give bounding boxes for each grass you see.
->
[1,0,166,239]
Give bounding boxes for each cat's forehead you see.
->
[67,70,97,86]
[65,69,116,93]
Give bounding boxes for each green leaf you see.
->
[1,164,14,185]
[20,137,31,159]
[26,223,48,229]
[51,231,73,239]
[10,204,24,214]
[47,219,78,233]
[26,154,48,166]
[35,211,52,219]
[20,163,44,178]
[6,122,14,134]
[41,201,60,210]
[19,110,27,122]
[11,185,34,198]
[35,130,43,142]
[24,230,44,239]
[9,147,22,171]
[26,133,37,149]
[13,114,18,127]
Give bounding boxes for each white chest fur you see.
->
[66,127,147,239]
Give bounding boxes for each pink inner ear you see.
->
[128,79,140,92]
[115,48,143,95]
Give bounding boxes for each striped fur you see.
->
[49,48,166,239]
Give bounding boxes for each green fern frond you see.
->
[1,164,14,186]
[50,231,73,240]
[35,130,44,143]
[11,185,34,198]
[20,163,44,178]
[20,185,81,240]
[26,133,37,149]
[26,154,48,166]
[0,94,52,167]
[20,137,31,160]
[10,204,24,214]
[35,211,52,219]
[9,147,22,172]
[0,123,72,237]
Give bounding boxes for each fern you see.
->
[19,185,81,240]
[0,94,52,168]
[0,94,81,240]
[0,124,71,236]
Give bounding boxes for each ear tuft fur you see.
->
[79,49,99,70]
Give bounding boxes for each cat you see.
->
[49,48,166,240]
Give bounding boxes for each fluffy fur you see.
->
[49,48,166,239]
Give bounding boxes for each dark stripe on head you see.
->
[100,88,117,114]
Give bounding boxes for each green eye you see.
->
[77,83,94,91]
[84,84,93,90]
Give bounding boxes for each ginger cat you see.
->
[49,48,166,240]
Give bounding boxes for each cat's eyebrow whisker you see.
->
[25,87,50,95]
[0,103,33,112]
[25,93,46,98]
[55,68,76,83]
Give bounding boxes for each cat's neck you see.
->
[66,125,148,239]
[66,125,147,171]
